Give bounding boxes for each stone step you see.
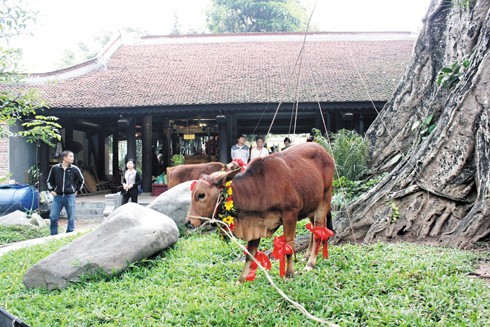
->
[52,194,153,220]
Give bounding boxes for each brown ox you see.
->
[167,162,225,188]
[186,142,334,282]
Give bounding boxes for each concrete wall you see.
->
[0,127,9,182]
[8,123,36,184]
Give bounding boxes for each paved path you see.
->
[0,219,101,257]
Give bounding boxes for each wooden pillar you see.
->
[217,114,228,163]
[226,113,235,162]
[64,122,74,151]
[112,131,120,186]
[207,126,212,162]
[142,115,152,192]
[359,115,365,135]
[86,132,93,166]
[98,132,105,180]
[326,112,332,132]
[127,119,136,162]
[163,117,171,172]
[315,111,323,131]
[39,142,50,191]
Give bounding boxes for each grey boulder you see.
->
[0,210,34,227]
[147,180,193,228]
[29,213,47,227]
[23,203,179,290]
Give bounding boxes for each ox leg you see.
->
[282,212,298,279]
[305,188,332,271]
[302,217,314,262]
[238,238,260,283]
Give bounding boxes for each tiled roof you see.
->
[23,33,415,109]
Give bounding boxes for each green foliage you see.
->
[0,225,49,245]
[171,154,185,166]
[207,0,308,33]
[0,173,11,184]
[312,128,369,181]
[331,175,385,210]
[450,0,476,9]
[0,0,61,146]
[388,201,400,223]
[436,58,471,89]
[412,113,437,139]
[20,115,61,147]
[1,234,489,326]
[26,165,40,186]
[0,0,36,40]
[58,31,113,68]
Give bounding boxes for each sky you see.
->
[9,0,432,72]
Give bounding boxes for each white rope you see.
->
[267,0,318,136]
[315,101,359,243]
[187,214,339,327]
[344,41,434,208]
[344,43,433,187]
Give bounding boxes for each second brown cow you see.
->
[186,142,335,282]
[167,162,225,188]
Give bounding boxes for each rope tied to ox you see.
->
[186,213,339,327]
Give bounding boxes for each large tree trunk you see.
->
[334,0,490,249]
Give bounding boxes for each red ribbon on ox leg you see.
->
[306,223,335,259]
[272,235,295,278]
[245,250,271,281]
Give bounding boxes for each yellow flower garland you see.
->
[218,180,236,235]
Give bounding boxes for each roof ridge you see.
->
[142,31,415,39]
[22,34,123,84]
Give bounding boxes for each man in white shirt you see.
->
[231,134,250,163]
[250,136,269,160]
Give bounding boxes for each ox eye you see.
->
[197,193,205,200]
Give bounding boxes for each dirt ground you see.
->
[55,218,102,233]
[472,263,490,284]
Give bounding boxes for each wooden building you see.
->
[10,32,415,192]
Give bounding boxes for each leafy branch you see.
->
[436,58,471,89]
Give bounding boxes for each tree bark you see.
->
[335,0,490,249]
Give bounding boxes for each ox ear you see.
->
[210,168,241,186]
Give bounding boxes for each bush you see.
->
[331,175,385,211]
[312,128,369,181]
[171,154,185,166]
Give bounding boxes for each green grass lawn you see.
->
[0,227,489,327]
[0,225,50,245]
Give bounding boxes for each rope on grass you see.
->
[187,214,339,327]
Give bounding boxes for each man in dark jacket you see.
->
[46,150,85,235]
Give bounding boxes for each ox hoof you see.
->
[237,277,246,284]
[304,265,315,272]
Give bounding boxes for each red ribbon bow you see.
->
[232,159,247,172]
[306,223,334,259]
[272,235,294,278]
[245,250,271,281]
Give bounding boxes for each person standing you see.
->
[47,150,85,235]
[250,136,269,160]
[231,134,250,163]
[282,137,292,151]
[121,159,142,204]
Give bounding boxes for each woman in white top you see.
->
[250,136,269,160]
[121,159,142,204]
